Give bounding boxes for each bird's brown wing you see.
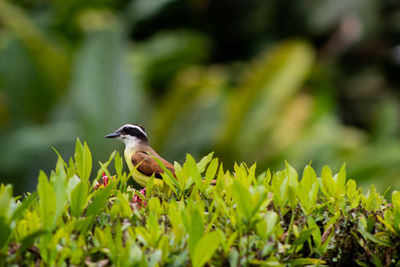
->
[131,151,175,178]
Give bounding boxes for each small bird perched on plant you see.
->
[105,124,175,187]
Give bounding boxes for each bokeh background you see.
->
[1,0,400,195]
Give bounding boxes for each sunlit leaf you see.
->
[74,139,92,182]
[197,152,214,173]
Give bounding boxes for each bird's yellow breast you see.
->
[124,148,164,188]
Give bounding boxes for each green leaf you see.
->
[114,191,133,218]
[18,230,48,255]
[358,230,392,247]
[287,185,297,208]
[290,258,325,265]
[346,179,360,209]
[51,162,68,227]
[365,185,378,211]
[392,191,400,210]
[0,217,11,250]
[67,157,76,179]
[197,152,214,173]
[146,174,155,197]
[114,151,123,179]
[67,175,81,202]
[321,165,336,198]
[153,156,180,194]
[234,163,250,187]
[148,197,161,217]
[256,211,278,239]
[11,192,37,222]
[293,227,317,246]
[0,184,12,219]
[204,158,218,187]
[86,186,112,217]
[74,139,92,181]
[192,231,222,267]
[160,172,178,195]
[37,171,56,229]
[336,163,346,193]
[299,165,319,214]
[300,165,317,189]
[221,231,238,253]
[186,154,202,189]
[285,161,298,183]
[308,217,321,247]
[188,209,204,256]
[231,181,254,222]
[70,181,88,217]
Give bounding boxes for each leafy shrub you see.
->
[1,140,400,266]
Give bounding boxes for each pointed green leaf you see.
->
[192,231,222,267]
[307,217,321,247]
[197,152,214,173]
[70,181,88,217]
[188,209,204,256]
[321,165,336,198]
[146,174,155,197]
[51,162,68,226]
[231,181,254,221]
[67,175,81,202]
[300,165,317,191]
[336,163,346,193]
[287,185,297,208]
[74,139,92,181]
[11,192,37,221]
[204,158,218,187]
[86,186,112,216]
[0,184,12,219]
[67,157,76,179]
[153,156,179,193]
[37,171,56,229]
[148,197,161,216]
[346,179,360,209]
[114,151,123,179]
[365,185,378,211]
[285,161,298,183]
[359,230,392,247]
[187,154,202,189]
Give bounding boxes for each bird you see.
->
[105,124,175,187]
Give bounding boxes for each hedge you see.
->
[1,140,399,266]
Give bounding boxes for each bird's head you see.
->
[105,124,148,147]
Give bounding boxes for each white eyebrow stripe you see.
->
[120,124,147,137]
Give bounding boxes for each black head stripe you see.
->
[133,124,146,134]
[122,125,148,141]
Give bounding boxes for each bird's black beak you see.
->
[105,132,120,138]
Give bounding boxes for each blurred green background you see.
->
[1,0,400,195]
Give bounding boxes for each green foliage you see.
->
[2,141,400,266]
